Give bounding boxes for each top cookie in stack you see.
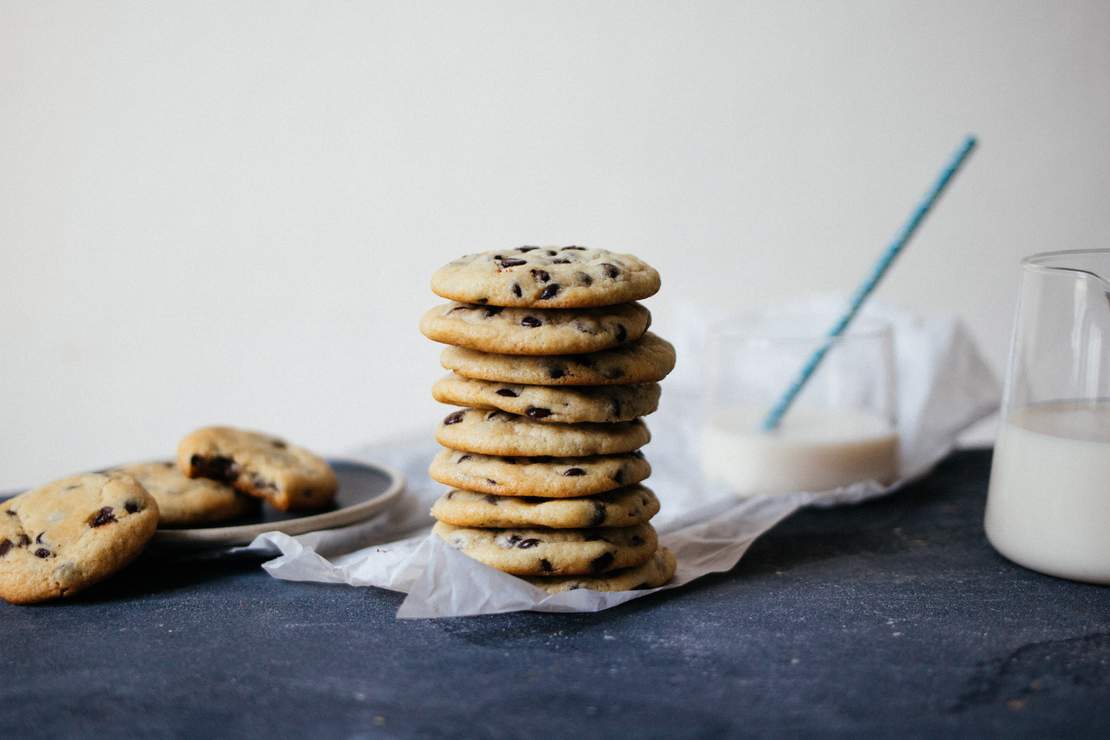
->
[421,246,677,593]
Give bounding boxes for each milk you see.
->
[986,402,1110,584]
[702,406,899,497]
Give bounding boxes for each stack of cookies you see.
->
[421,246,677,593]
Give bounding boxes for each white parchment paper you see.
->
[250,300,1000,618]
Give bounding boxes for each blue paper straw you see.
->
[760,135,978,432]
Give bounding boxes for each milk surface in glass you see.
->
[986,401,1110,584]
[703,405,899,497]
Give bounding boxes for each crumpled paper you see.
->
[250,299,1000,617]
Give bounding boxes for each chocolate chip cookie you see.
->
[431,485,659,529]
[111,461,257,527]
[432,375,661,424]
[428,448,652,498]
[437,408,650,457]
[0,473,159,604]
[177,426,338,512]
[433,521,657,576]
[420,301,650,356]
[525,546,676,593]
[441,332,675,386]
[431,246,661,308]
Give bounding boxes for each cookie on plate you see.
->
[0,473,159,604]
[431,246,661,308]
[431,485,659,529]
[432,375,661,424]
[437,409,650,457]
[420,301,650,356]
[433,521,657,576]
[110,461,257,527]
[441,332,676,386]
[177,426,338,512]
[525,547,676,593]
[429,449,651,498]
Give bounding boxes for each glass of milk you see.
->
[701,310,899,497]
[986,249,1110,584]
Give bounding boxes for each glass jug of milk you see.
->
[986,250,1110,584]
[701,311,899,497]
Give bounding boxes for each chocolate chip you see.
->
[540,558,553,573]
[272,439,287,449]
[615,324,627,342]
[34,548,51,559]
[0,539,11,558]
[505,534,522,547]
[531,269,550,283]
[517,246,539,252]
[631,535,645,546]
[538,284,560,300]
[485,494,500,504]
[545,249,557,256]
[89,506,116,527]
[124,501,140,514]
[570,354,596,367]
[525,407,552,419]
[552,258,571,264]
[251,474,276,491]
[548,366,566,379]
[447,305,468,313]
[18,534,31,547]
[512,283,522,297]
[446,491,455,499]
[612,468,625,484]
[562,245,586,250]
[498,258,527,268]
[576,271,593,286]
[601,263,620,278]
[35,532,44,544]
[631,450,645,459]
[563,468,586,477]
[443,411,466,425]
[477,297,489,304]
[520,316,542,328]
[496,388,519,397]
[517,538,541,549]
[484,306,504,317]
[4,510,14,517]
[590,552,615,573]
[456,454,472,463]
[610,397,622,417]
[590,502,607,527]
[192,454,238,483]
[486,479,498,486]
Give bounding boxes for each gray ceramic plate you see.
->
[1,459,405,551]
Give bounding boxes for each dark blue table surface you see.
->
[2,449,1108,739]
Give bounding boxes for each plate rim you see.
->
[149,457,405,547]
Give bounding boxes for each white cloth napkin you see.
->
[249,299,1000,617]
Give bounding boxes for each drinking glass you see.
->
[701,309,898,497]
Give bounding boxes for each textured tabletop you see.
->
[2,449,1108,738]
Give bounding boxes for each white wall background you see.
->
[2,0,1109,490]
